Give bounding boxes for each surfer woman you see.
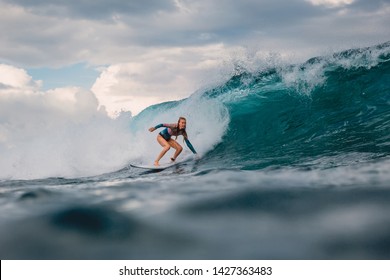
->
[149,117,197,166]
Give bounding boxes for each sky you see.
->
[0,0,389,116]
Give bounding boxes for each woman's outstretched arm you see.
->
[184,138,197,154]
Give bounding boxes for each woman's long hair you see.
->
[175,116,188,140]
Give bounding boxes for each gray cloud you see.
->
[350,0,390,11]
[0,0,389,67]
[122,0,326,46]
[113,0,389,48]
[3,0,176,20]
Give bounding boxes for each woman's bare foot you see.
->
[154,161,160,166]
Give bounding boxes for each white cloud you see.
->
[306,0,354,8]
[0,64,41,94]
[91,44,227,116]
[0,64,101,120]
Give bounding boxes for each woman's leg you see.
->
[168,139,183,161]
[155,135,170,165]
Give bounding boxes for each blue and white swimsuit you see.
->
[154,123,197,154]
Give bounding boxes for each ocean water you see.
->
[1,42,390,259]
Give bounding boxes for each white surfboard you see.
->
[130,154,195,170]
[130,161,178,170]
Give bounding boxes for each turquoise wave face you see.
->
[201,42,390,170]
